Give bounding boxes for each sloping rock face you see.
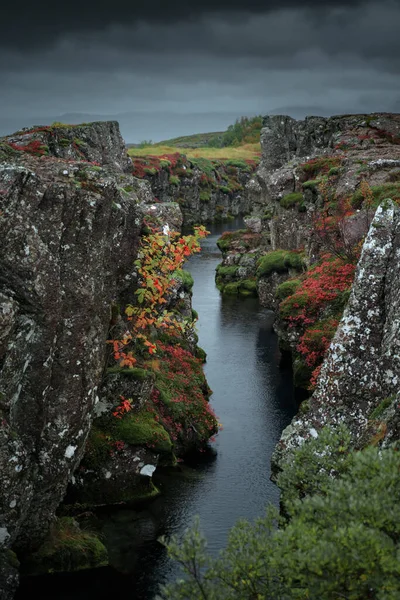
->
[0,123,159,583]
[148,165,251,225]
[130,155,256,226]
[272,200,400,473]
[247,113,400,251]
[2,121,132,172]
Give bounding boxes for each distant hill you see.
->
[140,115,263,150]
[151,131,225,148]
[0,112,254,144]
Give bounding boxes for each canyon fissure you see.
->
[1,113,400,599]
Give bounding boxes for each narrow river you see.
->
[17,219,297,599]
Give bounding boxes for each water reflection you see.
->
[16,218,296,600]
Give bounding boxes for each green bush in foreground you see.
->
[159,437,400,600]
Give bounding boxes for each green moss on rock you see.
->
[106,366,153,381]
[22,518,108,575]
[195,346,207,362]
[256,250,304,278]
[280,192,304,209]
[115,410,172,453]
[216,264,239,279]
[293,357,312,389]
[224,282,240,295]
[175,269,194,292]
[275,279,302,301]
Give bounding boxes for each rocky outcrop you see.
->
[272,200,400,473]
[0,121,209,594]
[130,154,257,226]
[247,113,400,250]
[2,121,132,172]
[0,133,150,553]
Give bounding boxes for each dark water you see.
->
[17,219,296,599]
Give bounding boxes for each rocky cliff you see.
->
[0,122,215,598]
[237,111,400,472]
[130,153,257,225]
[272,199,400,473]
[247,112,400,251]
[213,112,400,469]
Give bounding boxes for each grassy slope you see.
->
[128,142,261,161]
[154,131,225,148]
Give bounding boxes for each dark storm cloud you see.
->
[1,0,370,49]
[2,2,400,72]
[0,0,399,141]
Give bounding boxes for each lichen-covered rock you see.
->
[21,517,108,575]
[131,157,256,225]
[67,443,160,507]
[2,121,132,172]
[0,125,152,554]
[247,113,400,251]
[272,200,400,474]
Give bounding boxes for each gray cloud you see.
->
[0,1,399,141]
[1,0,371,49]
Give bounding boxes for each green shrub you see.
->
[275,279,301,300]
[302,178,323,190]
[219,185,231,194]
[161,442,400,600]
[328,166,341,176]
[224,159,251,171]
[351,182,400,208]
[277,425,352,509]
[144,167,157,175]
[199,190,211,202]
[169,175,180,186]
[280,192,304,209]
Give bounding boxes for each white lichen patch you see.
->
[64,445,77,459]
[140,464,156,477]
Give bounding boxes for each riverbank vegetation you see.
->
[160,427,400,600]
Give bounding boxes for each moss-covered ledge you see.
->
[20,518,107,575]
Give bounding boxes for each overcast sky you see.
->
[1,0,399,141]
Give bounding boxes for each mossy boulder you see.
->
[275,279,302,301]
[256,250,304,279]
[175,269,194,293]
[223,282,240,295]
[22,518,108,575]
[114,410,172,453]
